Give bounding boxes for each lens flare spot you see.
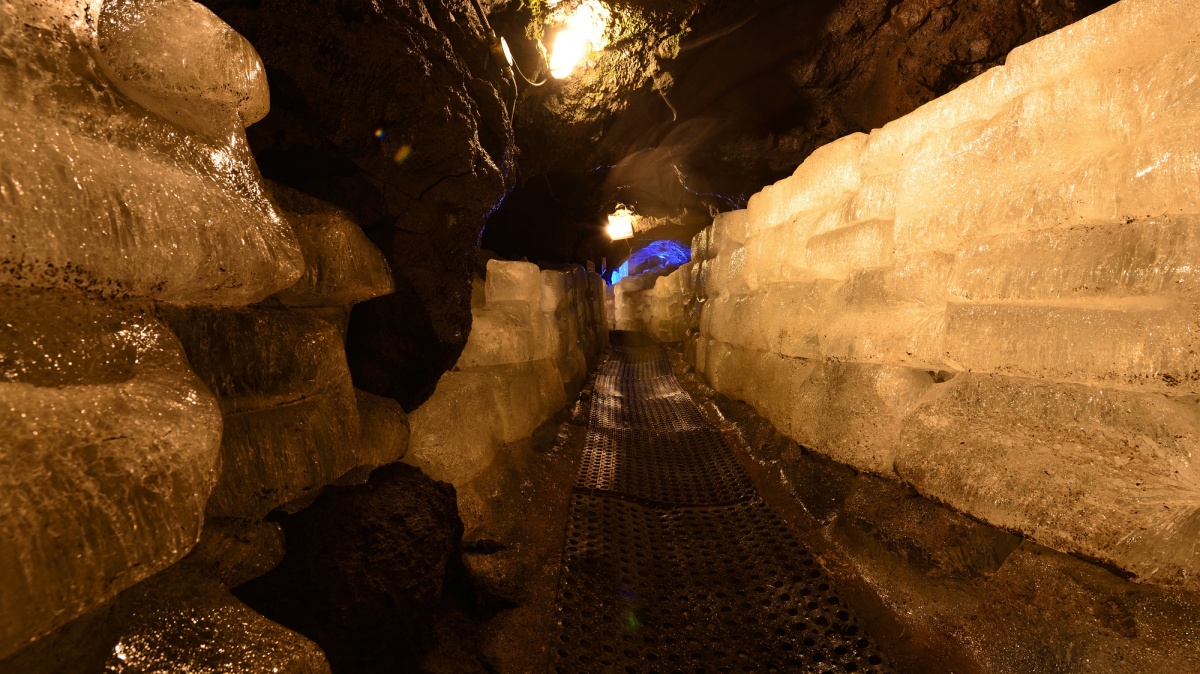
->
[393,144,413,164]
[374,128,386,139]
[621,609,641,633]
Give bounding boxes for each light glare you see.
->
[547,1,610,79]
[606,208,636,240]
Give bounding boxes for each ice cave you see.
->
[2,0,1199,672]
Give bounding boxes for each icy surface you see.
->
[96,0,270,136]
[0,0,302,305]
[0,288,222,658]
[269,184,393,307]
[353,390,410,470]
[638,0,1200,589]
[407,260,609,530]
[103,569,331,674]
[165,307,361,519]
[897,373,1200,588]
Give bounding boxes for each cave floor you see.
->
[540,331,893,673]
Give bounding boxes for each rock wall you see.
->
[200,0,518,411]
[406,260,610,534]
[1,1,404,669]
[636,0,1200,592]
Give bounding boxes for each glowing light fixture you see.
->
[606,207,637,240]
[547,0,611,79]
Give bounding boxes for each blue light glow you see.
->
[610,239,691,284]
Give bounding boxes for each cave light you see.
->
[606,207,637,240]
[547,0,611,79]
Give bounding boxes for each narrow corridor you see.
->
[548,333,892,673]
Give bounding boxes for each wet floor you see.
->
[545,332,893,673]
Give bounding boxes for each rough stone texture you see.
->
[236,463,466,674]
[201,0,516,409]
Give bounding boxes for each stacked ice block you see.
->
[642,0,1200,591]
[406,260,611,532]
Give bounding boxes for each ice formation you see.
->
[0,0,396,665]
[630,0,1200,590]
[407,260,610,532]
[0,0,302,307]
[0,287,222,657]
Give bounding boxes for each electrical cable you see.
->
[513,59,548,87]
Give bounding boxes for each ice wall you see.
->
[407,260,610,532]
[642,0,1200,592]
[0,1,394,668]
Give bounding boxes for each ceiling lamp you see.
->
[547,0,610,79]
[606,208,637,240]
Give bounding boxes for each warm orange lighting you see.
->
[547,0,610,79]
[606,208,636,240]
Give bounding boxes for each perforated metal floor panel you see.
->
[550,333,893,673]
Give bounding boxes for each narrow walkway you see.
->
[548,333,893,673]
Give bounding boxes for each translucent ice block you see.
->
[407,360,565,486]
[485,260,542,306]
[948,216,1200,302]
[164,307,361,518]
[819,304,948,370]
[0,288,222,658]
[861,65,1021,178]
[96,0,270,136]
[491,359,568,443]
[353,390,409,469]
[741,224,815,290]
[1003,0,1200,93]
[269,184,393,307]
[541,270,568,314]
[835,252,953,308]
[0,2,302,307]
[892,53,1196,256]
[746,133,867,232]
[456,303,556,368]
[775,361,937,476]
[848,172,897,224]
[944,297,1200,394]
[711,209,751,252]
[806,219,894,278]
[103,569,331,673]
[691,227,712,263]
[406,370,504,487]
[897,372,1200,590]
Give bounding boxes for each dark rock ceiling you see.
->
[203,0,1113,407]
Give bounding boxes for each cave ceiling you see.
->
[483,0,1116,270]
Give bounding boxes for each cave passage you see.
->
[548,332,890,672]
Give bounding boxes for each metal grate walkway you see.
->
[548,333,893,673]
